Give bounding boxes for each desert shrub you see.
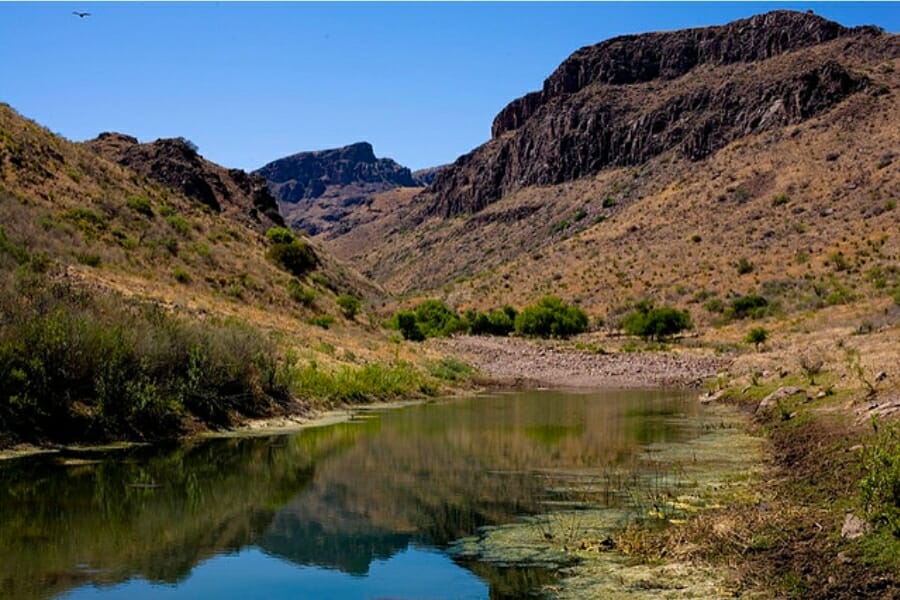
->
[265,227,296,244]
[126,195,154,218]
[745,327,769,351]
[286,279,316,306]
[336,294,361,319]
[621,302,692,340]
[860,419,900,536]
[736,257,754,275]
[427,357,475,382]
[726,295,769,320]
[173,266,191,283]
[306,315,334,329]
[291,361,430,405]
[396,311,424,341]
[166,214,191,237]
[267,240,318,277]
[62,207,107,234]
[75,252,102,267]
[467,306,517,337]
[514,296,588,339]
[602,197,617,208]
[772,193,790,207]
[412,300,466,338]
[0,276,290,443]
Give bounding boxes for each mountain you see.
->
[426,10,884,217]
[86,132,284,231]
[411,165,448,186]
[256,142,421,235]
[310,10,899,324]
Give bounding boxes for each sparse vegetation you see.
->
[745,327,769,351]
[336,294,361,319]
[859,419,900,537]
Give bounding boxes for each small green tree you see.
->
[267,240,317,277]
[336,294,361,319]
[745,327,769,351]
[265,227,296,244]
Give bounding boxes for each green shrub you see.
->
[428,357,475,382]
[602,197,617,208]
[62,207,107,234]
[514,296,588,339]
[268,240,318,277]
[621,302,692,340]
[126,195,154,218]
[396,311,425,341]
[336,294,361,319]
[287,279,316,306]
[736,257,754,275]
[727,295,769,320]
[173,266,191,283]
[75,252,102,267]
[413,300,466,338]
[265,227,296,244]
[291,361,430,405]
[860,419,900,536]
[306,315,334,329]
[467,306,517,336]
[745,327,769,351]
[772,193,790,207]
[166,214,191,237]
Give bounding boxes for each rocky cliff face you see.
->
[86,133,284,230]
[256,142,421,235]
[425,10,888,217]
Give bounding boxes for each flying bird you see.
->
[72,11,91,18]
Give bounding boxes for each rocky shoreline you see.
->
[431,335,729,389]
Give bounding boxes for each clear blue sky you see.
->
[1,2,897,171]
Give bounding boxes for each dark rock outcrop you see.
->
[411,165,448,187]
[425,10,887,217]
[256,142,418,204]
[256,142,421,235]
[86,133,284,230]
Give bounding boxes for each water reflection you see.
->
[0,389,700,599]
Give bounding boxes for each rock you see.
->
[85,133,283,231]
[699,389,726,404]
[419,11,881,217]
[840,513,869,539]
[757,386,806,413]
[875,371,887,382]
[255,142,420,234]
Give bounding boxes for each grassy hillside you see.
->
[0,104,460,446]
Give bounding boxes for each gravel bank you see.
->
[433,335,730,389]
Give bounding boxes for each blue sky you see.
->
[1,2,897,171]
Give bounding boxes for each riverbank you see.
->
[431,335,728,389]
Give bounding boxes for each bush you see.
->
[413,300,466,338]
[126,195,154,218]
[745,327,769,351]
[727,295,769,320]
[268,240,318,277]
[396,311,424,341]
[336,294,361,319]
[306,315,334,329]
[286,279,316,306]
[860,419,900,536]
[466,306,517,337]
[736,258,754,275]
[621,302,692,340]
[265,227,295,244]
[514,296,588,339]
[0,276,290,443]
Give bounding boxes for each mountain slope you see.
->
[314,11,899,327]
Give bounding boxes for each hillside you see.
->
[314,11,899,329]
[0,103,451,446]
[256,142,423,236]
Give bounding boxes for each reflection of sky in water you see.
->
[61,546,487,600]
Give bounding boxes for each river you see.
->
[0,389,756,599]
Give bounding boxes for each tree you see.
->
[396,311,424,341]
[745,327,769,351]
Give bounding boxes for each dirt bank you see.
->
[431,335,729,389]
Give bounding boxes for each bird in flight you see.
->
[72,11,91,18]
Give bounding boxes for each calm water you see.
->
[0,389,708,599]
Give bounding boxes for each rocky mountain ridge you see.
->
[255,142,425,235]
[86,132,284,231]
[424,10,892,217]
